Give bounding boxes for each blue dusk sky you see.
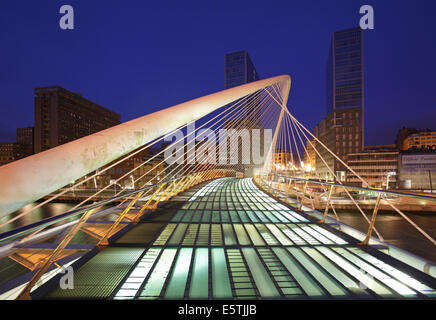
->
[0,0,435,145]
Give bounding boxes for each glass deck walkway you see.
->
[44,178,436,300]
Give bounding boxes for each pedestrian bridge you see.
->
[0,75,435,300]
[38,178,436,299]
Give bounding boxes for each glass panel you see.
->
[257,248,303,298]
[278,211,300,223]
[287,247,348,297]
[234,224,251,246]
[302,247,371,297]
[255,224,279,245]
[211,211,220,223]
[238,211,250,223]
[331,247,416,297]
[139,248,177,299]
[191,211,202,222]
[153,224,177,246]
[182,224,199,246]
[317,247,393,297]
[274,247,325,297]
[265,224,292,246]
[189,248,209,299]
[171,210,185,222]
[181,211,193,222]
[210,224,223,246]
[301,226,333,245]
[226,249,257,299]
[242,248,279,298]
[222,224,237,246]
[287,224,319,245]
[309,225,347,245]
[114,248,160,299]
[202,210,212,223]
[347,247,436,297]
[168,223,188,245]
[246,211,260,223]
[196,224,210,246]
[164,248,193,299]
[211,248,232,299]
[244,224,266,246]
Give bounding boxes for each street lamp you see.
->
[386,171,396,190]
[130,175,135,190]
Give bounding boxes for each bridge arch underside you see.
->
[42,178,436,300]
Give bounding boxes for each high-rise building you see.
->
[16,126,34,156]
[34,86,121,153]
[326,27,364,116]
[225,50,260,89]
[224,51,261,122]
[315,27,364,181]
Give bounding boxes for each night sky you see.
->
[0,0,435,146]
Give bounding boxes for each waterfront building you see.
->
[34,86,120,153]
[346,144,399,189]
[399,149,436,190]
[402,130,436,151]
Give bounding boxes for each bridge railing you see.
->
[255,174,436,248]
[0,169,234,300]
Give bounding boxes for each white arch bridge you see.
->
[0,75,435,300]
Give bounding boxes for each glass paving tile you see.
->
[189,248,209,299]
[139,248,177,299]
[164,248,193,299]
[211,248,233,299]
[182,224,199,246]
[222,224,237,246]
[242,248,279,298]
[45,178,436,301]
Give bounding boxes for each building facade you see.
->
[402,130,436,151]
[225,51,261,122]
[315,27,364,181]
[274,150,291,168]
[225,50,260,89]
[399,150,436,190]
[34,86,121,153]
[0,143,27,166]
[304,139,317,171]
[346,144,399,189]
[16,126,34,156]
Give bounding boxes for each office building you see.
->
[16,126,34,156]
[401,130,436,151]
[225,50,260,89]
[0,143,26,166]
[225,51,261,122]
[315,27,364,181]
[34,86,121,153]
[346,144,399,189]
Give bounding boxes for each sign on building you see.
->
[402,154,436,172]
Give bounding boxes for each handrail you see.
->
[272,174,436,202]
[0,170,235,245]
[0,175,185,245]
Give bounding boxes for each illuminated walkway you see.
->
[44,178,436,299]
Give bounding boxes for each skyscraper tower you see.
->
[224,50,260,89]
[224,50,261,123]
[315,27,364,182]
